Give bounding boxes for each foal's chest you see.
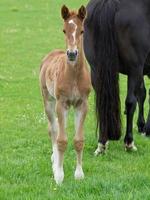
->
[55,68,91,106]
[69,83,81,102]
[57,81,84,106]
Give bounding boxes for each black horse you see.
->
[83,0,150,155]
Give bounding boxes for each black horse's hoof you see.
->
[125,142,137,152]
[94,142,109,156]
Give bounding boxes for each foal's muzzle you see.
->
[67,49,78,61]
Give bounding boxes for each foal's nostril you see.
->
[67,50,70,56]
[75,50,78,56]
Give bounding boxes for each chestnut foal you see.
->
[39,5,91,184]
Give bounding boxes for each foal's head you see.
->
[61,5,86,64]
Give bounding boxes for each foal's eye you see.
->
[81,30,84,34]
[63,29,66,34]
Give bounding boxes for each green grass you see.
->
[0,0,150,199]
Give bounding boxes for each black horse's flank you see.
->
[84,0,150,151]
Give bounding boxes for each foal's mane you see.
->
[69,11,77,16]
[64,10,82,20]
[65,11,78,20]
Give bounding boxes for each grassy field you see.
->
[0,0,150,199]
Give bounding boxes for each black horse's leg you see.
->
[94,131,109,156]
[144,89,150,136]
[136,80,146,133]
[124,75,143,151]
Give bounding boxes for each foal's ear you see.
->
[61,5,70,20]
[77,5,86,21]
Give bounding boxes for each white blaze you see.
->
[68,19,77,45]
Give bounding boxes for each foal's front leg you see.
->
[55,99,68,184]
[74,100,88,180]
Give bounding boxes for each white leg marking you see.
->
[125,141,137,151]
[51,145,64,184]
[52,144,58,172]
[94,142,109,156]
[51,153,54,163]
[53,107,67,185]
[141,132,146,137]
[54,146,65,185]
[74,165,84,180]
[54,166,64,185]
[45,100,61,181]
[74,107,85,180]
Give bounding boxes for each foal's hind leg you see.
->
[46,101,58,169]
[42,89,58,172]
[55,99,68,184]
[144,89,150,136]
[136,80,146,133]
[46,100,58,170]
[74,100,88,180]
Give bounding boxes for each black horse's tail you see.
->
[90,0,121,140]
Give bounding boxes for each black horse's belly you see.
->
[115,0,150,77]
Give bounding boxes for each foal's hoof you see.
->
[54,168,64,185]
[125,142,137,152]
[94,142,109,156]
[74,167,84,180]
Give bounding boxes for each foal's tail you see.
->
[89,0,121,140]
